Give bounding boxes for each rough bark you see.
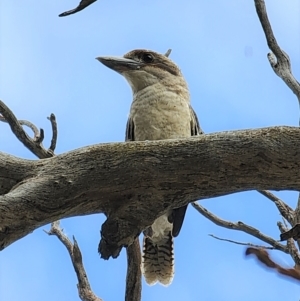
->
[1,126,300,258]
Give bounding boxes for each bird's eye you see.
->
[142,53,154,63]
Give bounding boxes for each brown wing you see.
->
[172,106,202,237]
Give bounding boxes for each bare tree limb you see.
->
[254,0,300,104]
[125,240,142,301]
[258,190,294,225]
[0,100,55,158]
[192,202,288,253]
[1,126,300,257]
[0,114,41,140]
[209,234,277,250]
[292,194,300,251]
[59,0,97,17]
[1,101,101,300]
[47,113,58,153]
[45,221,102,301]
[253,0,300,273]
[277,222,300,266]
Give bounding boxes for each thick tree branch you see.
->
[1,99,137,299]
[125,240,142,301]
[45,221,102,301]
[192,202,288,253]
[0,126,299,257]
[254,0,300,103]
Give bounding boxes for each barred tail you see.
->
[141,232,174,286]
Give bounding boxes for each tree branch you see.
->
[1,126,299,257]
[59,0,97,17]
[47,113,58,153]
[0,100,56,158]
[291,193,300,252]
[1,99,139,299]
[254,0,300,104]
[125,240,142,301]
[45,221,103,301]
[209,234,277,250]
[277,222,300,266]
[192,202,288,253]
[258,190,294,225]
[0,114,40,140]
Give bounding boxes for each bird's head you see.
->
[96,49,186,94]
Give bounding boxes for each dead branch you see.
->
[125,240,142,301]
[0,115,40,139]
[0,100,56,158]
[277,222,300,266]
[47,113,58,153]
[45,221,102,301]
[209,234,277,250]
[59,0,97,17]
[1,125,299,257]
[192,202,288,253]
[258,190,294,225]
[292,193,300,251]
[1,99,137,300]
[254,0,300,104]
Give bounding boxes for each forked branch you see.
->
[45,221,103,301]
[0,100,57,158]
[254,0,300,103]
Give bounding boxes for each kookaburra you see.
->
[96,49,202,286]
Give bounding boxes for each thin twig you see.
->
[258,190,294,225]
[45,221,102,301]
[47,113,58,152]
[209,234,277,250]
[0,100,53,158]
[164,49,172,57]
[192,202,288,253]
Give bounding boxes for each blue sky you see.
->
[1,0,300,300]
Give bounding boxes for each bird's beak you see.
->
[96,56,142,72]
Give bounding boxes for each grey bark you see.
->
[1,126,300,258]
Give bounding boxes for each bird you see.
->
[96,49,202,286]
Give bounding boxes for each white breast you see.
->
[130,84,191,141]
